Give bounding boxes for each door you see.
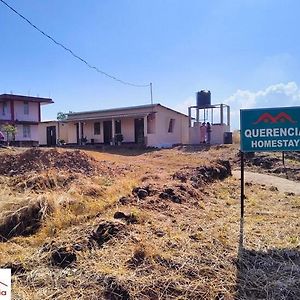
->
[103,121,112,144]
[46,126,56,146]
[134,118,144,144]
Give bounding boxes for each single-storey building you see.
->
[38,120,69,146]
[64,104,190,148]
[0,94,53,146]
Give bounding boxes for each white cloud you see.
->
[225,82,300,128]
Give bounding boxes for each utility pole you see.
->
[150,82,153,105]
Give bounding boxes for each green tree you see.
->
[2,124,17,146]
[57,112,67,121]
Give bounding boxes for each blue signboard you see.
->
[240,106,300,152]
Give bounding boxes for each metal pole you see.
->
[241,151,245,218]
[150,82,153,105]
[196,108,199,123]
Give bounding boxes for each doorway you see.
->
[103,121,112,144]
[46,126,56,146]
[134,118,144,144]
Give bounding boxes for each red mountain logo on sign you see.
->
[254,112,297,124]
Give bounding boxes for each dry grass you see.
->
[0,146,299,299]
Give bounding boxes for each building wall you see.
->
[68,123,78,144]
[0,124,39,142]
[67,118,136,144]
[147,106,189,147]
[15,124,39,141]
[189,123,230,144]
[0,101,12,121]
[121,118,135,142]
[14,101,40,122]
[38,121,69,145]
[65,106,189,147]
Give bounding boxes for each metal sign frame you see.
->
[240,106,300,218]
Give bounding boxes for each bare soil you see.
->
[0,145,299,299]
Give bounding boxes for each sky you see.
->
[1,0,300,128]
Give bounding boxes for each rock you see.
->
[90,220,125,246]
[159,192,169,200]
[50,247,77,268]
[171,195,182,204]
[137,189,148,199]
[114,211,127,219]
[155,230,165,237]
[269,186,278,192]
[164,188,175,195]
[114,212,138,224]
[118,196,130,205]
[285,192,295,196]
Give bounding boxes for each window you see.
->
[168,118,175,133]
[2,102,8,115]
[115,120,121,134]
[23,125,31,138]
[94,122,101,135]
[24,101,29,115]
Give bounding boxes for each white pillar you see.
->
[112,118,115,144]
[78,122,82,145]
[144,116,148,146]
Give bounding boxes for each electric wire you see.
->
[0,0,150,88]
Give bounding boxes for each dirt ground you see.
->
[0,146,299,299]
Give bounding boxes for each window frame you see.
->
[2,102,8,116]
[24,101,29,115]
[94,122,101,135]
[168,118,175,133]
[23,125,31,138]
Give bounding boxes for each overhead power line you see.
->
[0,0,150,88]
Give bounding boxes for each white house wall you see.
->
[38,122,69,145]
[147,106,189,147]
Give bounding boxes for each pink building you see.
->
[0,94,53,146]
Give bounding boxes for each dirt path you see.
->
[232,170,300,195]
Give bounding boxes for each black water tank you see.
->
[196,90,211,107]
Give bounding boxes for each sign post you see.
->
[240,106,300,218]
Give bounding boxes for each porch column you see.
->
[112,118,115,143]
[78,122,82,145]
[144,116,148,145]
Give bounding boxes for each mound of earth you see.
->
[0,148,129,192]
[0,148,101,176]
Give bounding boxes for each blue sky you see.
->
[1,0,300,128]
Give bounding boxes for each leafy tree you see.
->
[57,112,67,121]
[2,124,17,146]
